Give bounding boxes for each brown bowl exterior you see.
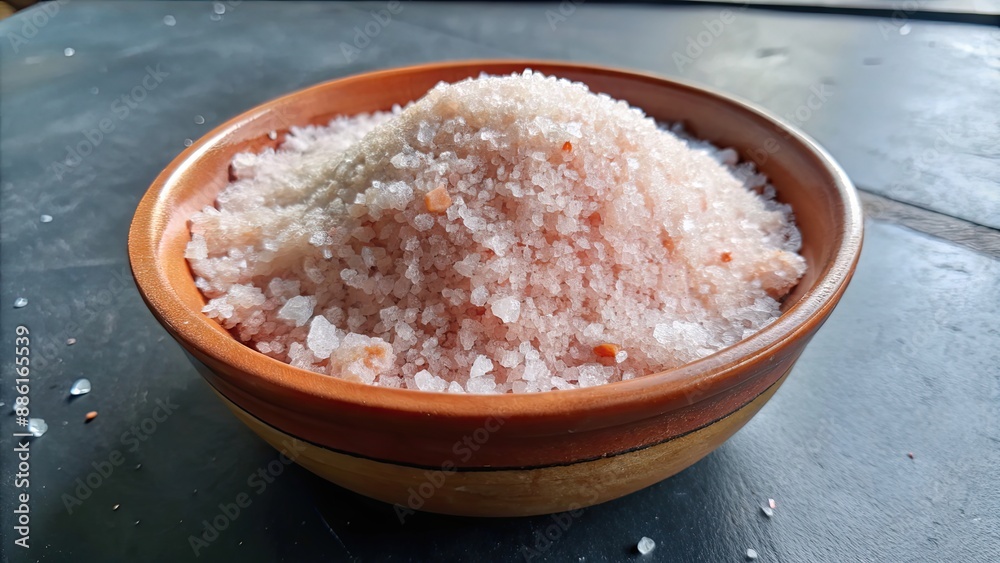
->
[128,61,862,516]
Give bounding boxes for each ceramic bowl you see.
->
[128,60,862,517]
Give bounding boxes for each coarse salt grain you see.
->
[637,537,655,555]
[186,72,805,393]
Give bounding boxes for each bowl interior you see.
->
[132,61,860,420]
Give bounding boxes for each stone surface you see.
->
[0,2,997,562]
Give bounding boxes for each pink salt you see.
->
[187,71,806,393]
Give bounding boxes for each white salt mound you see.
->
[187,71,806,393]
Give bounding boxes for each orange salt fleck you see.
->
[562,141,572,152]
[593,343,620,358]
[721,252,732,263]
[362,345,390,370]
[425,185,452,214]
[85,411,98,422]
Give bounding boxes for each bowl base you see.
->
[214,371,787,517]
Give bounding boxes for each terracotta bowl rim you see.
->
[128,59,863,420]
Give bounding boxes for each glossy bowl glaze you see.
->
[128,61,862,516]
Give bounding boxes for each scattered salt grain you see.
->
[746,548,759,560]
[28,418,48,437]
[184,138,193,147]
[64,47,75,57]
[194,115,205,125]
[163,15,176,26]
[40,214,53,223]
[13,297,27,308]
[761,505,774,518]
[69,378,92,396]
[637,536,655,555]
[769,498,776,509]
[85,411,98,422]
[213,2,226,14]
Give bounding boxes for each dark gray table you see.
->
[1,2,998,562]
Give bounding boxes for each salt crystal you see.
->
[69,378,92,396]
[390,153,421,169]
[470,355,494,379]
[306,316,339,359]
[653,324,671,344]
[466,376,497,394]
[490,297,521,323]
[13,297,27,308]
[470,286,489,307]
[213,2,226,14]
[637,537,655,555]
[414,370,447,392]
[163,15,176,26]
[746,548,759,560]
[40,214,53,223]
[276,296,315,327]
[185,235,208,260]
[329,333,394,384]
[577,365,609,388]
[28,418,48,437]
[413,214,435,231]
[761,505,774,518]
[522,359,548,381]
[64,47,75,57]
